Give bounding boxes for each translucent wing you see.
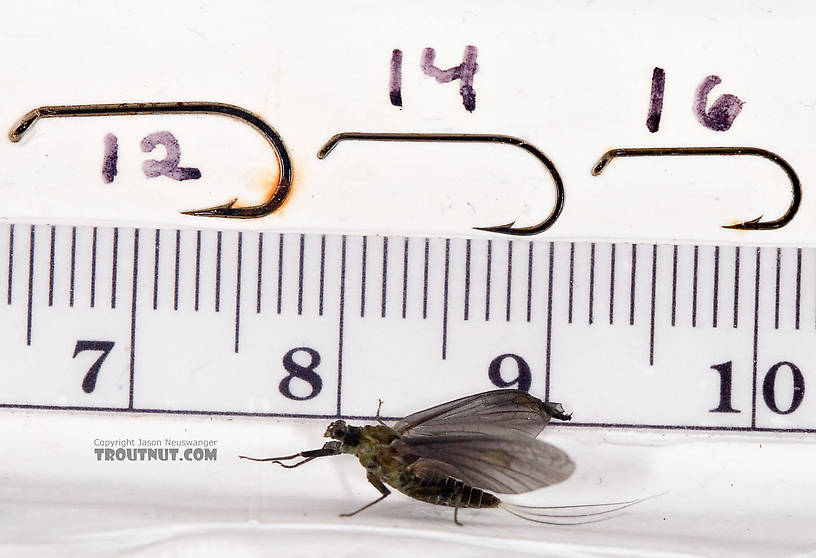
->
[393,389,570,439]
[401,434,575,494]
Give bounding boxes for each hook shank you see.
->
[592,146,800,230]
[10,101,292,218]
[318,132,564,236]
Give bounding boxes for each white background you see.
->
[1,1,815,556]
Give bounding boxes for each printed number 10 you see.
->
[711,360,805,415]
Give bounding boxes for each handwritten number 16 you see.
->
[647,68,744,133]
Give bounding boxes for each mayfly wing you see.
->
[399,434,575,494]
[393,389,570,439]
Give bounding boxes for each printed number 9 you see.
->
[279,347,322,401]
[488,354,531,392]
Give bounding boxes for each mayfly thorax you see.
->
[240,389,644,525]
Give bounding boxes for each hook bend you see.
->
[10,101,292,218]
[318,132,564,236]
[592,147,800,230]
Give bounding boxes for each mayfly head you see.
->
[540,401,572,421]
[324,419,362,447]
[510,393,573,424]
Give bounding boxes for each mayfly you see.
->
[240,389,640,525]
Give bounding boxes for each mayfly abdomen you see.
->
[403,471,500,509]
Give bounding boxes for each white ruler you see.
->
[1,220,813,433]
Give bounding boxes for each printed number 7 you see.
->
[73,340,115,393]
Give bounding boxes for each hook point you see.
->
[473,221,517,234]
[722,216,764,230]
[181,198,239,217]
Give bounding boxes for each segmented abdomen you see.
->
[399,470,500,509]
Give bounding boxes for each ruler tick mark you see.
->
[774,247,781,329]
[506,240,513,322]
[485,239,492,321]
[463,239,471,321]
[319,235,326,316]
[423,238,430,320]
[442,239,450,359]
[588,243,596,325]
[360,235,367,318]
[277,233,284,315]
[111,227,118,309]
[692,245,699,327]
[215,231,222,312]
[48,226,55,307]
[751,248,761,429]
[26,225,34,346]
[194,230,201,312]
[609,243,616,325]
[298,233,305,316]
[256,232,264,314]
[69,226,76,307]
[90,227,97,308]
[712,246,720,328]
[129,228,140,410]
[173,230,181,311]
[649,244,657,365]
[381,237,388,318]
[629,244,637,326]
[671,245,678,327]
[337,235,347,417]
[526,242,533,323]
[7,224,14,305]
[568,242,575,324]
[153,229,160,310]
[733,247,740,328]
[235,232,243,353]
[402,237,409,319]
[795,248,801,330]
[545,242,555,401]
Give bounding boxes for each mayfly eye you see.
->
[325,420,347,439]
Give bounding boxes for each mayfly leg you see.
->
[453,490,465,526]
[239,442,340,468]
[340,473,391,517]
[375,399,387,427]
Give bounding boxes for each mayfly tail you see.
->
[499,503,619,526]
[498,492,667,525]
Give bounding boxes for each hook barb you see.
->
[317,132,564,236]
[10,101,292,219]
[592,146,800,230]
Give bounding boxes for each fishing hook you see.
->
[591,147,801,230]
[9,101,292,218]
[317,132,564,236]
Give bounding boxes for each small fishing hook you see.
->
[591,147,801,230]
[9,101,292,218]
[317,132,564,236]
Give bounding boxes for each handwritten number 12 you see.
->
[102,131,201,184]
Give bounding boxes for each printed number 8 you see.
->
[279,347,323,401]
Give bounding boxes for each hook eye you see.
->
[317,132,564,236]
[591,147,801,230]
[9,101,292,218]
